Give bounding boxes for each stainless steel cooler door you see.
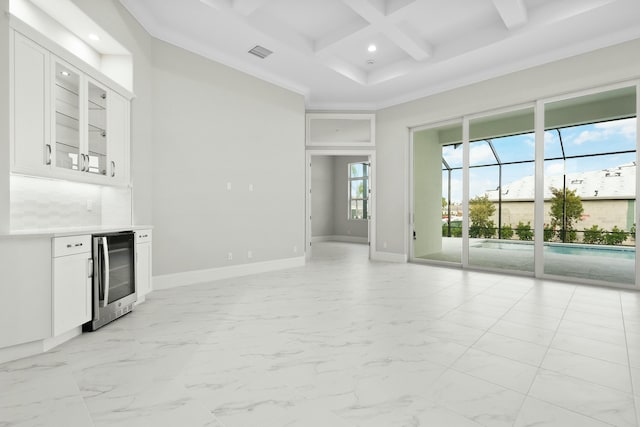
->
[105,233,135,304]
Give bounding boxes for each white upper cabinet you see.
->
[106,90,130,186]
[52,58,82,174]
[11,30,131,186]
[11,32,51,176]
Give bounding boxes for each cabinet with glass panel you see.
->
[11,31,130,186]
[53,61,82,173]
[52,58,128,184]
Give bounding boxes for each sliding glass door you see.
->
[543,86,637,284]
[411,82,638,287]
[467,108,535,273]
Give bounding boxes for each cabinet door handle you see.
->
[102,237,110,308]
[87,258,93,278]
[45,144,52,165]
[79,154,85,172]
[111,161,116,177]
[84,154,89,172]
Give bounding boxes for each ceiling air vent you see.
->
[248,45,273,59]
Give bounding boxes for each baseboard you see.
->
[312,235,368,244]
[153,256,306,290]
[1,327,93,364]
[371,250,407,263]
[43,327,81,352]
[0,340,44,365]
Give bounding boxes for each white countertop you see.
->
[0,225,153,239]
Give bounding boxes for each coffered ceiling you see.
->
[119,0,640,110]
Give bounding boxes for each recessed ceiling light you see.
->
[367,44,377,53]
[88,33,100,41]
[61,71,70,76]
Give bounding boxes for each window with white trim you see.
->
[348,162,369,220]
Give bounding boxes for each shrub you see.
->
[565,229,577,243]
[469,224,482,238]
[555,228,577,242]
[543,224,555,242]
[515,221,533,241]
[442,221,463,238]
[500,224,514,240]
[583,225,605,244]
[604,226,628,246]
[482,221,496,238]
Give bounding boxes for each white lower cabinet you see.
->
[135,230,152,300]
[0,237,52,349]
[52,236,92,336]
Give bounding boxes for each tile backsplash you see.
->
[10,175,131,231]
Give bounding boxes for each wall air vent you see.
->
[248,45,273,59]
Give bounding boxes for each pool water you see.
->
[474,240,636,260]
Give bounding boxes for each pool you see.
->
[474,240,636,260]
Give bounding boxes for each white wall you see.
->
[0,0,9,233]
[376,39,640,256]
[413,130,442,257]
[311,156,334,237]
[151,39,305,276]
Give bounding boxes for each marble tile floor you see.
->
[2,241,640,426]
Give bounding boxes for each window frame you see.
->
[348,162,369,220]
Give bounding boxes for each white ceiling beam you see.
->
[492,0,528,29]
[232,0,269,16]
[341,0,385,24]
[314,22,375,55]
[340,0,431,60]
[367,58,416,85]
[247,9,315,53]
[199,0,233,11]
[385,0,417,15]
[201,0,313,55]
[384,25,432,61]
[320,56,368,86]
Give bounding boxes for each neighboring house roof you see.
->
[485,163,636,201]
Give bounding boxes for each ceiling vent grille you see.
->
[248,45,273,59]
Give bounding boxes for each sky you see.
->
[442,117,637,203]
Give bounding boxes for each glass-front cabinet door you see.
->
[87,80,107,176]
[52,60,114,180]
[53,61,82,171]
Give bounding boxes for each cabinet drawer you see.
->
[136,230,152,244]
[53,235,91,257]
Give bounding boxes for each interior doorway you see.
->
[306,150,376,260]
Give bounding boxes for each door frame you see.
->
[306,149,377,260]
